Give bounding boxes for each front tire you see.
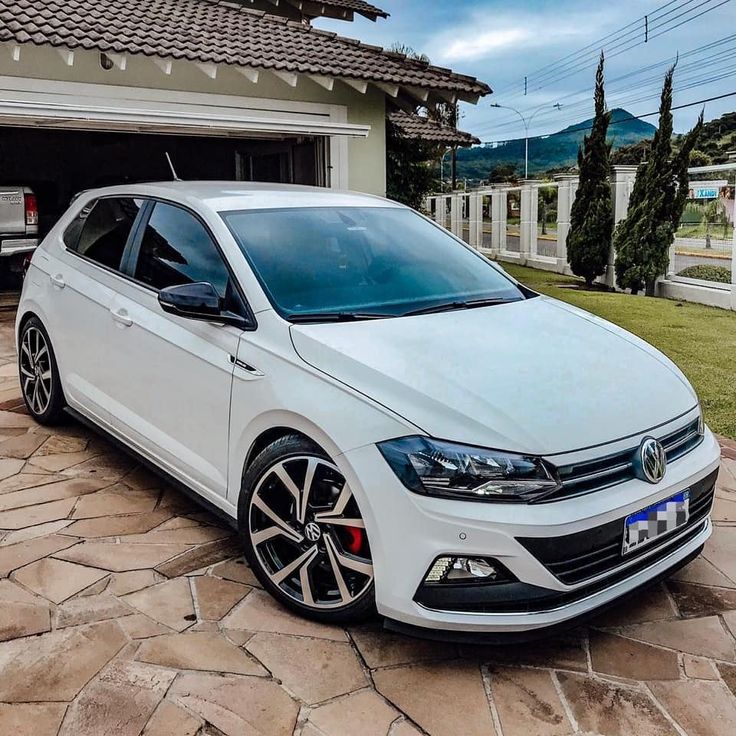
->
[239,434,375,623]
[18,316,66,425]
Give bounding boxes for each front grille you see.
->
[518,469,716,586]
[542,417,703,502]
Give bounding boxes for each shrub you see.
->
[677,264,732,283]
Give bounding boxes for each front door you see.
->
[104,201,245,500]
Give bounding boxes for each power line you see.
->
[508,0,731,103]
[491,0,686,97]
[494,0,731,104]
[477,89,736,146]
[521,0,704,92]
[473,30,736,136]
[478,41,736,135]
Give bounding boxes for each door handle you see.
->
[50,273,65,289]
[110,308,134,327]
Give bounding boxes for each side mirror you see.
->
[158,282,224,321]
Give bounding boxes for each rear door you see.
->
[102,200,246,499]
[0,188,25,234]
[45,196,144,424]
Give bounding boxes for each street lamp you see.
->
[489,102,562,179]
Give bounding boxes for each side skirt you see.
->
[64,406,239,531]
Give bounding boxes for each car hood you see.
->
[290,296,697,455]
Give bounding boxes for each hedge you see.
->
[676,264,732,283]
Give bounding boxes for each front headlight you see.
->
[377,436,558,503]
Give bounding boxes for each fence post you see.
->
[450,194,463,238]
[608,165,639,288]
[731,213,736,311]
[491,185,507,255]
[520,180,540,263]
[469,192,483,249]
[434,195,445,226]
[666,241,676,280]
[554,174,578,274]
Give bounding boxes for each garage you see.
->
[0,126,328,238]
[0,76,369,239]
[0,0,488,258]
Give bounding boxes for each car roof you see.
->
[78,181,405,212]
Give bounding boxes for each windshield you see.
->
[222,207,526,320]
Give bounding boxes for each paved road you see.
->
[675,236,733,251]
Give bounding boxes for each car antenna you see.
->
[164,152,181,181]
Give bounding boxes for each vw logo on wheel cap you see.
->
[636,437,667,484]
[304,522,322,543]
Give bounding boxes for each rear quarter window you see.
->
[64,197,141,272]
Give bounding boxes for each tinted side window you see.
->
[69,198,141,271]
[134,203,230,298]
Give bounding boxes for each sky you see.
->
[315,0,736,143]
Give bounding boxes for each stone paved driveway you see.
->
[1,304,736,736]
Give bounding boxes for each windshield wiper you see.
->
[402,297,519,317]
[287,311,395,324]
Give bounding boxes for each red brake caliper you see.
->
[344,526,364,554]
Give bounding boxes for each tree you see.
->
[688,149,712,167]
[385,42,462,202]
[610,139,651,166]
[566,53,613,287]
[385,118,441,211]
[488,163,518,183]
[613,64,703,295]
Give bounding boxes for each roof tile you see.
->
[0,0,490,97]
[388,111,480,147]
[307,0,389,19]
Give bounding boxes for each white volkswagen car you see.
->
[17,182,720,638]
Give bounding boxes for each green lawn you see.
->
[503,263,736,440]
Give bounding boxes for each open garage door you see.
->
[0,77,369,236]
[0,128,329,237]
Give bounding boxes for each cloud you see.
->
[439,27,531,61]
[428,5,609,65]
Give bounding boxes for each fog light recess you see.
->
[423,556,511,585]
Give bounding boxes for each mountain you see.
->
[695,110,736,163]
[610,109,736,167]
[455,108,657,182]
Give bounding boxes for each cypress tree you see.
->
[613,64,703,295]
[566,53,613,287]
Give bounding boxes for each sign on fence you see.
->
[689,180,728,199]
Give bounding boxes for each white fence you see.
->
[426,164,736,311]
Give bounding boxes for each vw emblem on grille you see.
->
[304,522,322,543]
[636,437,667,484]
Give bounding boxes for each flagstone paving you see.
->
[0,304,735,735]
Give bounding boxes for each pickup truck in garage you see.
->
[0,186,38,268]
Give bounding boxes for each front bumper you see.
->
[340,424,720,634]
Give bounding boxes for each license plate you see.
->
[622,491,690,555]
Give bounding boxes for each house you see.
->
[0,0,490,234]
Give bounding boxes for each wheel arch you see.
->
[243,425,327,474]
[16,308,42,340]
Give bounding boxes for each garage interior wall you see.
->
[0,127,326,236]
